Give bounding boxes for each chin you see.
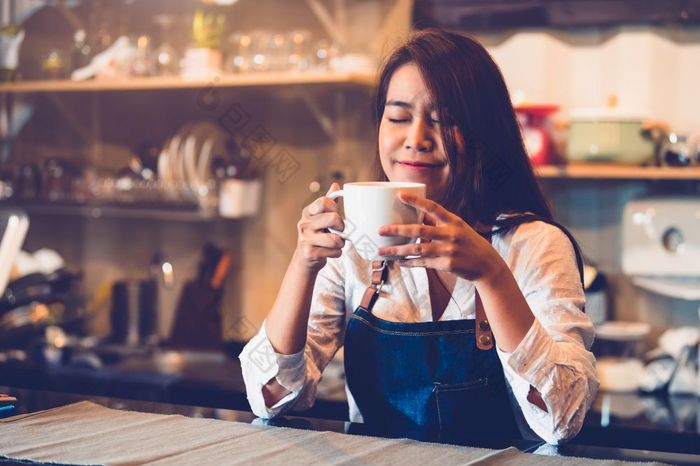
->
[390,169,430,183]
[392,170,439,187]
[394,174,425,183]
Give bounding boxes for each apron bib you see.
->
[344,260,520,442]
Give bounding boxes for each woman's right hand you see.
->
[293,182,346,273]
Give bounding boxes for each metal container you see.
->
[110,279,158,346]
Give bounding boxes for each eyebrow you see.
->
[385,99,437,112]
[385,99,412,109]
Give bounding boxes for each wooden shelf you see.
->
[0,71,375,94]
[0,202,241,222]
[535,164,700,180]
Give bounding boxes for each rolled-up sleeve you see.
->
[495,222,599,444]
[239,256,347,418]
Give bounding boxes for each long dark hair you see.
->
[374,29,584,281]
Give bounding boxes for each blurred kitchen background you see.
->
[1,0,699,438]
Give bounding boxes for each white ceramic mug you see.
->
[327,182,426,260]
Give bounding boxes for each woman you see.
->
[240,29,598,445]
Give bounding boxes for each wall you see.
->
[479,26,700,134]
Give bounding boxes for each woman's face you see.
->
[378,63,454,202]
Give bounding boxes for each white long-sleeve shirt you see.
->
[239,219,599,445]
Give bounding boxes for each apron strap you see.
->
[474,290,493,350]
[359,260,389,311]
[359,260,494,351]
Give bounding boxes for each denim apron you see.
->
[343,216,584,442]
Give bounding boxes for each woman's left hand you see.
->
[377,193,503,282]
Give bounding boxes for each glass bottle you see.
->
[153,15,179,77]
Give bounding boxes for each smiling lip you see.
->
[396,160,443,169]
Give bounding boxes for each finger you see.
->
[377,241,438,259]
[378,224,451,241]
[308,212,344,232]
[303,197,324,216]
[298,243,343,261]
[304,195,340,217]
[420,218,436,243]
[398,193,455,225]
[396,257,432,268]
[302,231,345,249]
[317,182,342,214]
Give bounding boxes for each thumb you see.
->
[326,182,341,196]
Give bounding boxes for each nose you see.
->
[404,118,434,153]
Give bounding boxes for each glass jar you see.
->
[662,133,692,167]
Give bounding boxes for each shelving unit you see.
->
[0,69,377,222]
[0,71,376,94]
[535,164,700,180]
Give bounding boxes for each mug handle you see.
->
[326,190,350,240]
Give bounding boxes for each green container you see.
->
[566,111,654,165]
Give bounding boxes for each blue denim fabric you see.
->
[344,306,521,442]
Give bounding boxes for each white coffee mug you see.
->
[327,181,426,260]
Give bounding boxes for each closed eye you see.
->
[387,118,409,123]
